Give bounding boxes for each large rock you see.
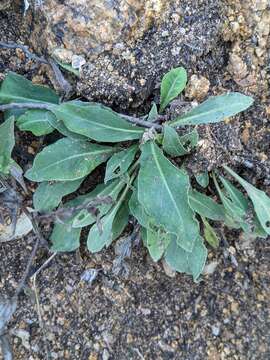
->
[24,0,226,108]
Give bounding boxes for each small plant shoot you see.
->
[1,68,268,281]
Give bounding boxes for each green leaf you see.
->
[162,125,188,157]
[142,227,171,262]
[16,110,54,136]
[138,141,200,252]
[72,180,125,228]
[33,178,85,212]
[165,236,207,281]
[223,165,270,235]
[51,224,81,252]
[179,129,199,149]
[111,197,130,240]
[54,60,80,77]
[147,103,158,122]
[104,145,138,183]
[218,174,249,211]
[195,172,209,188]
[25,138,115,182]
[201,217,219,249]
[169,93,254,127]
[0,117,15,174]
[188,189,226,221]
[160,67,187,112]
[51,101,144,142]
[0,72,59,104]
[47,115,87,140]
[129,187,153,228]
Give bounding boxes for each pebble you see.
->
[211,325,220,337]
[185,74,210,100]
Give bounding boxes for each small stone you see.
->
[52,48,74,63]
[211,325,220,337]
[72,55,86,69]
[185,74,210,101]
[102,349,110,360]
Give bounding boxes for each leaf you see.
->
[72,180,125,228]
[0,117,15,174]
[25,138,115,182]
[129,187,154,228]
[201,217,219,249]
[169,93,254,127]
[51,224,81,252]
[16,110,54,136]
[138,141,200,252]
[188,189,226,221]
[179,129,199,149]
[104,145,138,183]
[33,178,85,212]
[162,125,188,157]
[54,60,80,77]
[0,72,59,104]
[218,174,249,211]
[47,115,87,140]
[141,227,171,262]
[147,103,158,122]
[160,67,187,112]
[223,165,270,235]
[165,236,207,281]
[195,172,209,188]
[111,197,130,240]
[51,101,144,142]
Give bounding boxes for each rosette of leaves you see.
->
[1,69,269,281]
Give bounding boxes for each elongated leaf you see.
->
[55,60,80,77]
[72,180,125,228]
[104,145,138,183]
[147,103,158,122]
[195,172,209,188]
[138,141,199,252]
[0,72,59,104]
[179,129,199,149]
[16,110,54,136]
[142,227,171,262]
[219,174,248,211]
[33,178,85,212]
[25,138,115,182]
[202,217,219,248]
[111,197,130,240]
[223,165,270,235]
[51,224,81,252]
[188,189,226,221]
[51,101,144,142]
[160,67,187,112]
[47,115,87,140]
[165,236,207,281]
[0,117,15,174]
[169,93,254,127]
[162,125,188,157]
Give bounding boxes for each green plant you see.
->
[0,69,269,280]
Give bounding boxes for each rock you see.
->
[0,212,33,243]
[185,74,210,101]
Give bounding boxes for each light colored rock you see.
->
[185,74,210,101]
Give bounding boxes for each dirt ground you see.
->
[0,1,270,359]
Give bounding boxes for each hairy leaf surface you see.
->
[170,93,254,127]
[25,138,115,182]
[51,101,144,142]
[138,141,199,252]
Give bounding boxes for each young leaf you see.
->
[188,189,226,221]
[51,101,144,142]
[195,172,209,188]
[160,67,187,112]
[169,93,254,127]
[165,236,207,281]
[16,110,54,136]
[147,103,158,122]
[72,180,125,228]
[47,115,87,140]
[33,178,85,212]
[162,125,188,157]
[0,72,59,104]
[201,217,219,249]
[141,227,171,262]
[218,174,249,211]
[0,117,15,174]
[54,60,80,77]
[25,138,116,182]
[223,165,270,235]
[179,129,199,149]
[104,145,138,183]
[138,141,200,252]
